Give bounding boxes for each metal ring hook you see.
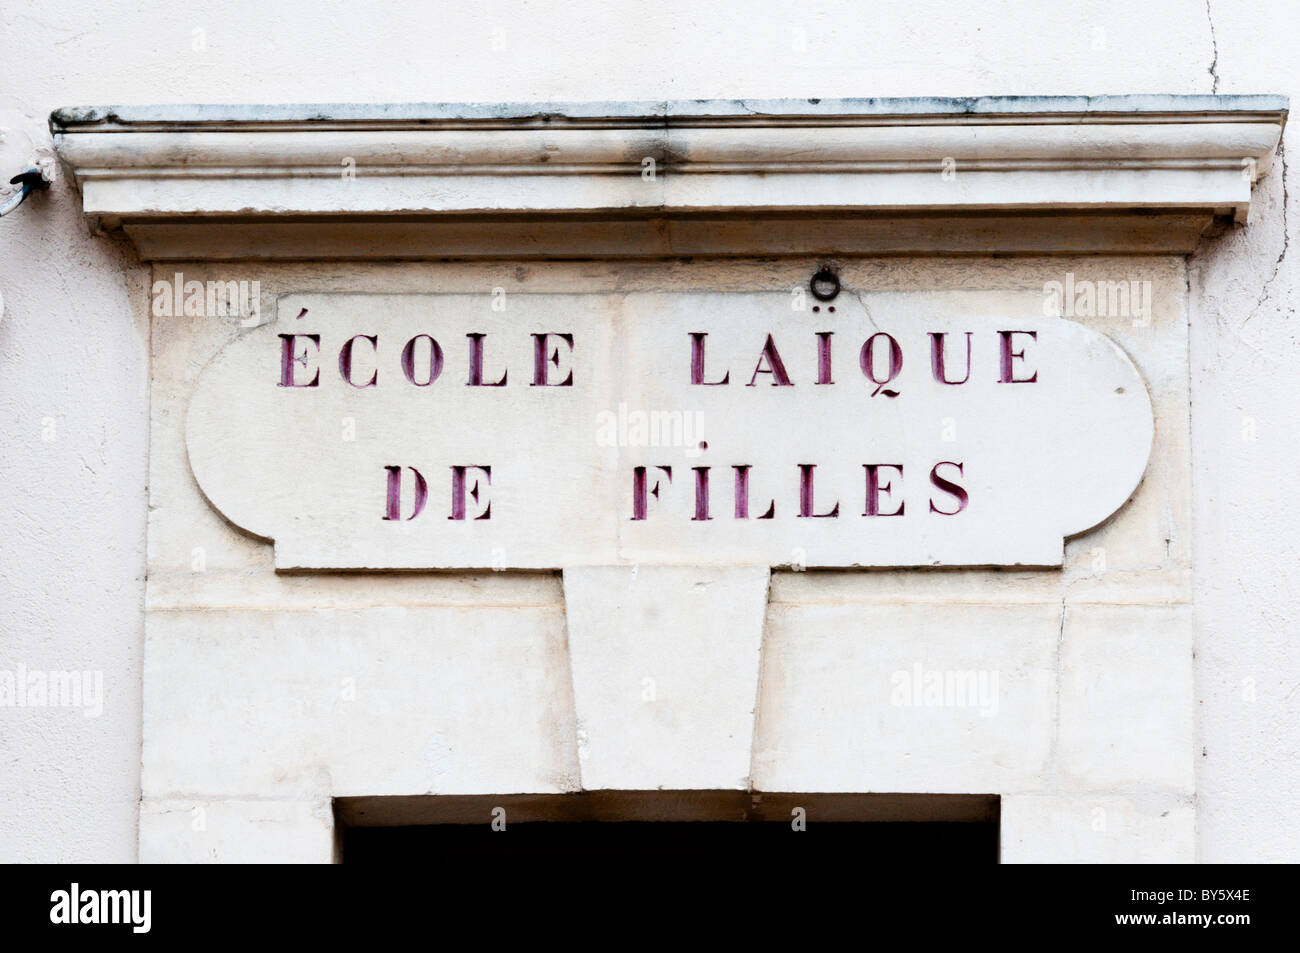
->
[809,267,840,302]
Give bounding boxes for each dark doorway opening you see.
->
[337,791,999,864]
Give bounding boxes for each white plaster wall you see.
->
[1,0,1295,861]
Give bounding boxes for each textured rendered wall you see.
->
[0,0,1295,861]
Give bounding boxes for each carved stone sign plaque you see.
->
[186,292,1153,569]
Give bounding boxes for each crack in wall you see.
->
[1243,140,1291,326]
[1205,0,1220,94]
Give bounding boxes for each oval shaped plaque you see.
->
[186,291,1153,570]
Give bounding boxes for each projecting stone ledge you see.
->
[51,95,1287,259]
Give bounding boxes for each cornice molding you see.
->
[52,95,1288,259]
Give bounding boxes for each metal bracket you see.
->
[0,168,51,218]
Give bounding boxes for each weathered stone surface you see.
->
[139,798,335,864]
[752,599,1059,793]
[1001,794,1195,863]
[1056,604,1195,793]
[142,599,580,799]
[138,260,1195,863]
[563,565,769,790]
[51,97,1286,258]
